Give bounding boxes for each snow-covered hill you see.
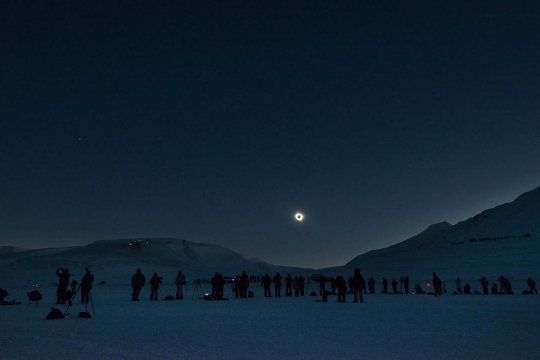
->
[321,186,540,285]
[0,238,310,288]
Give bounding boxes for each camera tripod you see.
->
[62,284,95,316]
[191,280,204,299]
[226,283,234,298]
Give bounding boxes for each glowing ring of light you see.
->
[295,213,304,221]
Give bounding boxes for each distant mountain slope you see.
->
[0,238,311,287]
[0,246,31,254]
[323,186,540,283]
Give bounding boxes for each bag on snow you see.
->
[79,311,91,318]
[164,295,174,300]
[46,307,65,320]
[28,290,42,301]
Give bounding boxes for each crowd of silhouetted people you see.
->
[4,267,537,308]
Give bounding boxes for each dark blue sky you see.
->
[1,1,540,268]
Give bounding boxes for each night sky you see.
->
[2,1,540,268]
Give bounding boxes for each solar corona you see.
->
[295,213,304,221]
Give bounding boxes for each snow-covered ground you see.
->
[2,283,539,360]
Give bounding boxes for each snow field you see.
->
[2,283,539,360]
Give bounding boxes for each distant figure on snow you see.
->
[175,270,184,299]
[368,277,375,294]
[285,274,293,296]
[352,268,364,303]
[149,273,163,301]
[527,277,538,294]
[337,276,347,303]
[479,277,489,294]
[463,283,472,295]
[455,278,463,294]
[293,276,299,297]
[391,279,398,294]
[80,269,94,304]
[319,276,326,296]
[433,273,442,296]
[263,273,272,297]
[131,268,146,301]
[273,273,282,297]
[381,277,388,294]
[241,271,249,298]
[298,275,305,296]
[404,276,410,294]
[55,268,70,304]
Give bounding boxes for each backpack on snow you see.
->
[46,307,65,320]
[79,311,91,318]
[164,295,174,301]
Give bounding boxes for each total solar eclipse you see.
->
[295,213,304,221]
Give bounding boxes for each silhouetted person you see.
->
[479,277,489,294]
[55,268,70,304]
[455,278,463,294]
[415,283,424,294]
[211,273,220,298]
[368,277,375,294]
[298,275,305,296]
[285,274,293,296]
[463,283,472,294]
[149,273,162,301]
[505,278,513,294]
[391,279,398,294]
[241,271,249,298]
[80,269,94,304]
[381,277,388,294]
[234,275,242,298]
[498,276,506,294]
[273,273,282,297]
[330,277,337,295]
[321,290,331,302]
[491,283,498,294]
[71,280,78,292]
[527,278,538,294]
[319,276,326,296]
[175,270,184,299]
[433,273,442,296]
[131,268,146,301]
[404,276,410,294]
[337,276,347,303]
[353,268,365,303]
[293,276,299,297]
[263,273,272,297]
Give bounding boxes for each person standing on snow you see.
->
[285,274,293,296]
[319,276,326,296]
[368,277,375,294]
[263,273,272,297]
[55,268,70,304]
[131,268,146,301]
[455,278,463,294]
[149,273,163,301]
[353,268,365,303]
[433,273,443,296]
[298,275,305,296]
[241,271,249,298]
[391,279,398,294]
[80,269,94,304]
[273,272,282,297]
[175,270,184,299]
